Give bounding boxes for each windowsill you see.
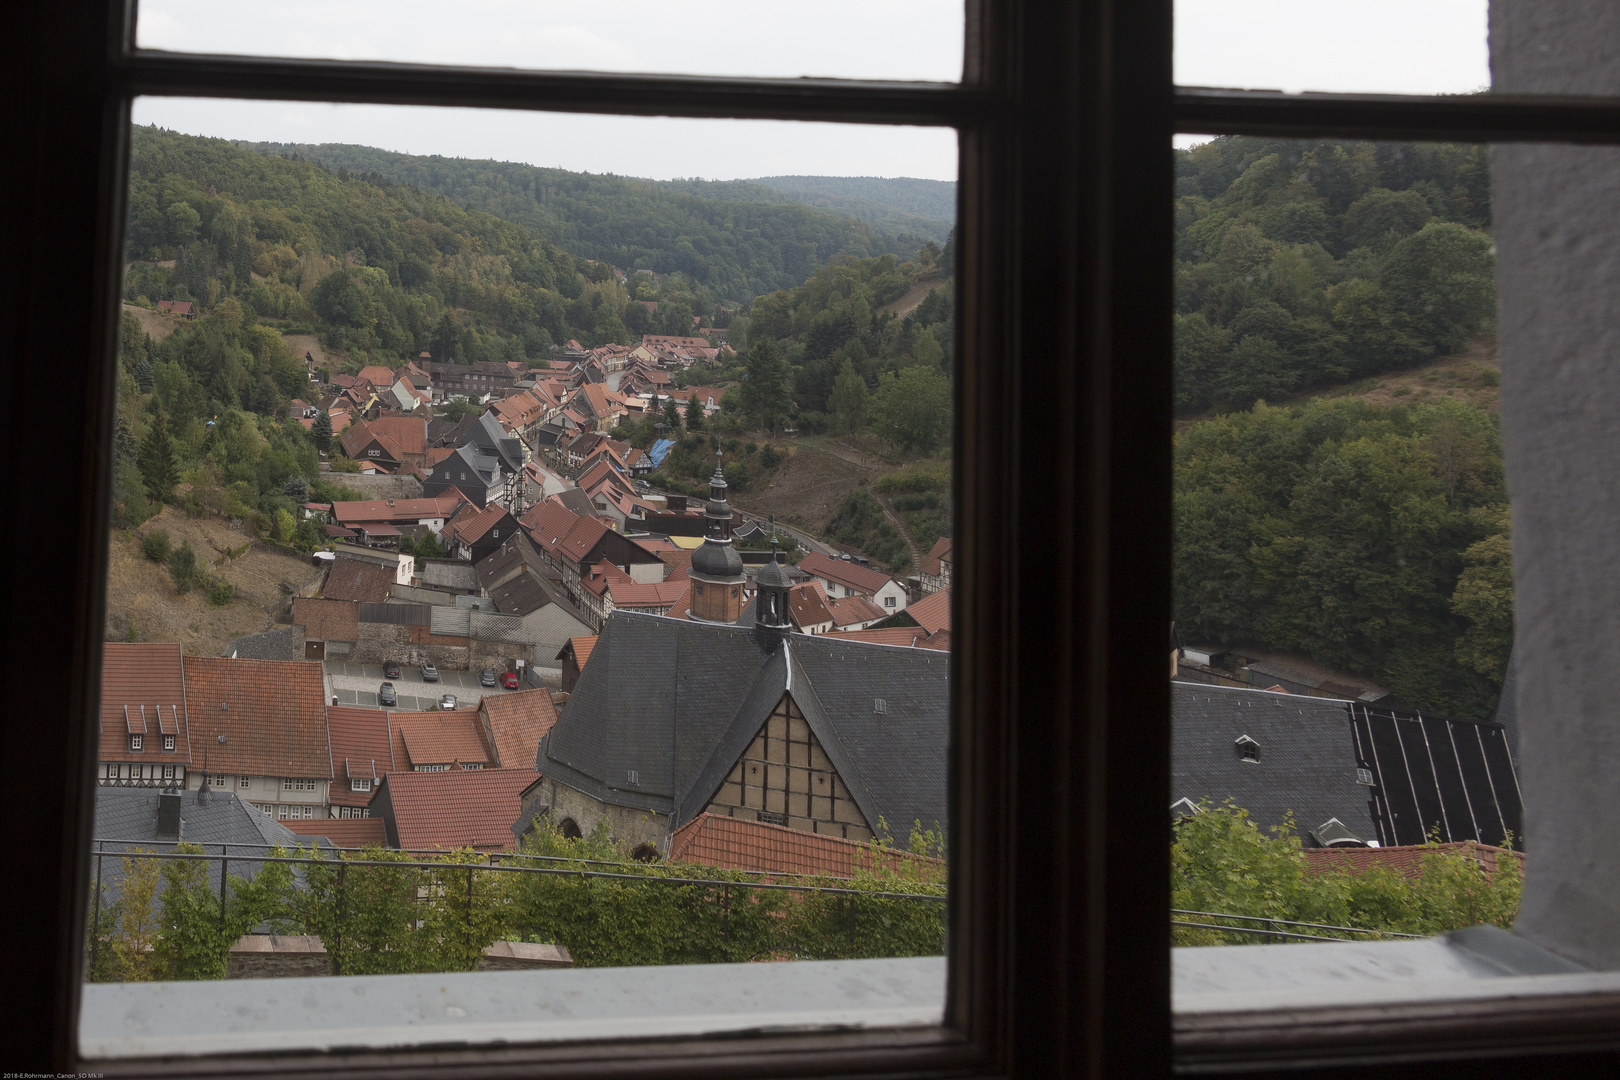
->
[79,955,946,1060]
[1174,927,1620,1065]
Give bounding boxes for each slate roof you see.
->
[799,552,896,596]
[486,574,559,617]
[325,705,396,809]
[183,657,333,779]
[224,625,304,661]
[668,813,945,881]
[323,556,396,603]
[906,587,951,635]
[374,769,536,851]
[93,787,311,899]
[468,412,526,473]
[291,597,359,642]
[100,643,189,764]
[540,612,948,833]
[1171,682,1376,842]
[480,687,557,769]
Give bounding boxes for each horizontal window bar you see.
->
[113,50,998,127]
[1176,87,1620,144]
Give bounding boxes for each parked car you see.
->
[378,682,397,707]
[383,661,401,679]
[500,671,519,689]
[480,669,497,687]
[439,693,457,710]
[420,663,439,682]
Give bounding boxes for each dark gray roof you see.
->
[1492,649,1520,760]
[1171,683,1377,843]
[91,787,323,906]
[553,488,594,517]
[224,625,303,661]
[469,413,525,473]
[539,612,948,833]
[691,538,744,579]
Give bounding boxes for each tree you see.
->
[135,358,156,393]
[140,529,171,563]
[662,396,681,431]
[414,531,446,560]
[827,359,870,437]
[684,393,705,430]
[137,413,179,504]
[311,410,333,453]
[871,365,951,454]
[1452,516,1515,685]
[1380,222,1497,353]
[740,339,791,433]
[283,475,311,504]
[167,542,198,595]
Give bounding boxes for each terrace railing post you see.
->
[90,841,103,980]
[335,860,346,976]
[219,844,229,931]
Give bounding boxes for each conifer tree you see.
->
[311,410,333,453]
[662,396,681,431]
[135,358,156,393]
[684,393,704,430]
[113,412,137,464]
[137,413,179,504]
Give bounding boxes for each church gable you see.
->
[704,692,872,842]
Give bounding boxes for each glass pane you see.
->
[87,99,956,1056]
[136,0,965,83]
[1175,0,1489,95]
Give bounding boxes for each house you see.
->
[354,364,397,392]
[330,494,465,537]
[904,586,951,636]
[338,416,428,471]
[477,687,559,770]
[555,635,596,694]
[290,597,359,661]
[223,625,306,661]
[155,299,194,317]
[324,705,396,819]
[426,359,519,399]
[465,412,527,476]
[797,552,909,614]
[390,708,491,772]
[918,537,952,593]
[526,603,948,851]
[602,577,690,620]
[181,656,334,821]
[668,812,944,880]
[322,552,399,603]
[368,769,537,852]
[1170,683,1522,850]
[98,642,190,788]
[785,582,835,634]
[521,497,666,612]
[441,502,520,563]
[421,443,505,508]
[825,592,888,632]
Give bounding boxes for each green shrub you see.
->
[207,578,235,607]
[140,528,171,563]
[167,542,198,594]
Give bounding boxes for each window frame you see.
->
[14,0,1620,1076]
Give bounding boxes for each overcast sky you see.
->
[132,0,1488,181]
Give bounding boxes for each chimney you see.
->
[157,786,183,841]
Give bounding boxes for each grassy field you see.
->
[105,507,325,656]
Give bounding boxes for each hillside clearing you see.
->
[881,274,949,319]
[120,302,181,343]
[105,507,324,657]
[730,440,884,536]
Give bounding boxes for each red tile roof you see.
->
[355,364,397,387]
[393,709,490,769]
[826,593,887,628]
[823,627,939,648]
[443,502,512,548]
[606,578,689,609]
[325,705,397,808]
[798,552,897,596]
[375,769,535,851]
[559,635,597,668]
[100,642,189,764]
[787,583,834,629]
[330,495,465,526]
[921,537,952,576]
[284,818,389,847]
[291,597,359,643]
[668,814,946,881]
[905,586,951,635]
[1304,841,1523,880]
[479,688,558,770]
[182,657,332,779]
[323,556,396,603]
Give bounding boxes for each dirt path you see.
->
[874,493,922,575]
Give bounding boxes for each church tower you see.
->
[753,528,793,650]
[687,450,746,623]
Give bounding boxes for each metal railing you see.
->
[86,841,947,977]
[1171,908,1424,943]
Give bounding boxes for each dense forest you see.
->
[747,176,956,226]
[242,141,920,302]
[1175,395,1512,720]
[1174,137,1494,413]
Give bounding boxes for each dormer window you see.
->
[128,734,142,752]
[1234,735,1260,763]
[161,734,175,752]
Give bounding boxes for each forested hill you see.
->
[659,177,953,246]
[243,141,913,301]
[1175,137,1494,414]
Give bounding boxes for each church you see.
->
[522,456,949,851]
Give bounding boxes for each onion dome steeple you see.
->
[688,449,746,622]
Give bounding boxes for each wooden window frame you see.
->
[9,0,1620,1076]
